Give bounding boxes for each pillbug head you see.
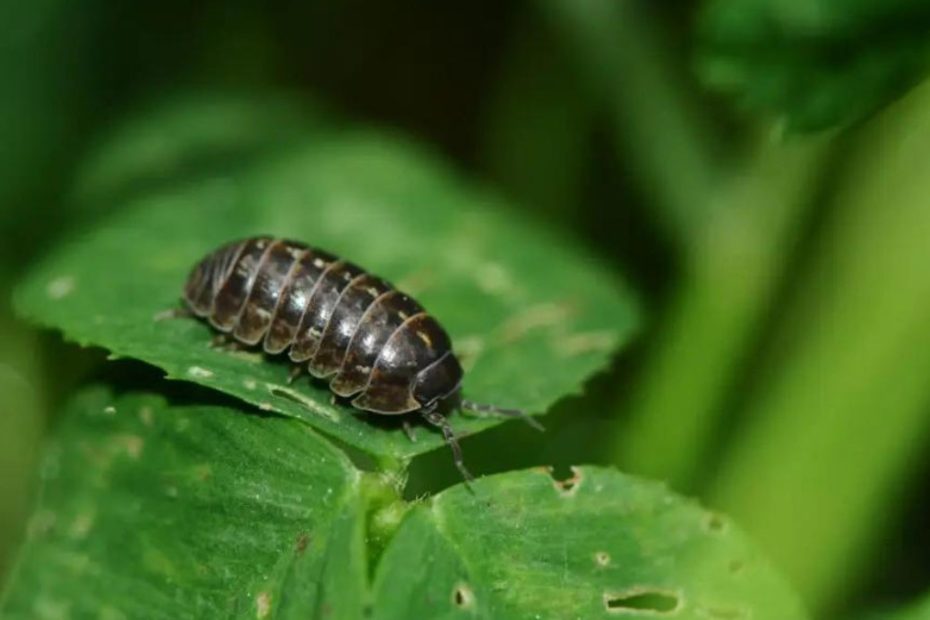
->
[413,351,464,410]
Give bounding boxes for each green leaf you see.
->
[0,0,101,264]
[71,91,332,213]
[2,390,805,619]
[371,466,807,619]
[696,0,930,131]
[863,592,930,620]
[15,129,638,459]
[0,388,367,619]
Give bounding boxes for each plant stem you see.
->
[615,135,831,490]
[0,291,45,581]
[539,0,720,240]
[480,11,594,227]
[711,77,930,614]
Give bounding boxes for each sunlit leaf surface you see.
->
[0,389,804,619]
[373,467,808,620]
[15,129,637,458]
[0,388,366,620]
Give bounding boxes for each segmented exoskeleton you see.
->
[180,237,541,482]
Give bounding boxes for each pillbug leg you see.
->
[422,408,474,488]
[461,399,545,432]
[287,365,304,385]
[402,419,418,443]
[153,306,194,322]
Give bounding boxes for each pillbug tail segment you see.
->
[422,409,474,490]
[460,399,545,432]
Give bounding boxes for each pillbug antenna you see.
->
[461,400,545,432]
[422,409,475,489]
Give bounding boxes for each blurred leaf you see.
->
[0,388,367,619]
[481,12,594,224]
[72,91,332,213]
[372,467,807,619]
[697,0,930,131]
[712,76,930,612]
[542,0,721,239]
[864,592,930,620]
[15,129,638,460]
[0,357,43,581]
[0,272,48,580]
[614,135,831,490]
[0,0,101,261]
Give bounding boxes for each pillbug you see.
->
[177,236,542,482]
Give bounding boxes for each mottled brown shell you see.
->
[183,237,464,414]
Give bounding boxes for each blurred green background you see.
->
[3,1,930,618]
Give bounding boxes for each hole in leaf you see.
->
[452,583,475,608]
[547,465,582,495]
[604,589,680,614]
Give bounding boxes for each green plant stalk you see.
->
[0,265,45,580]
[615,135,831,489]
[711,77,930,614]
[359,470,409,569]
[539,0,720,240]
[866,590,930,620]
[0,321,44,582]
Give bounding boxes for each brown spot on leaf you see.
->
[295,532,310,555]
